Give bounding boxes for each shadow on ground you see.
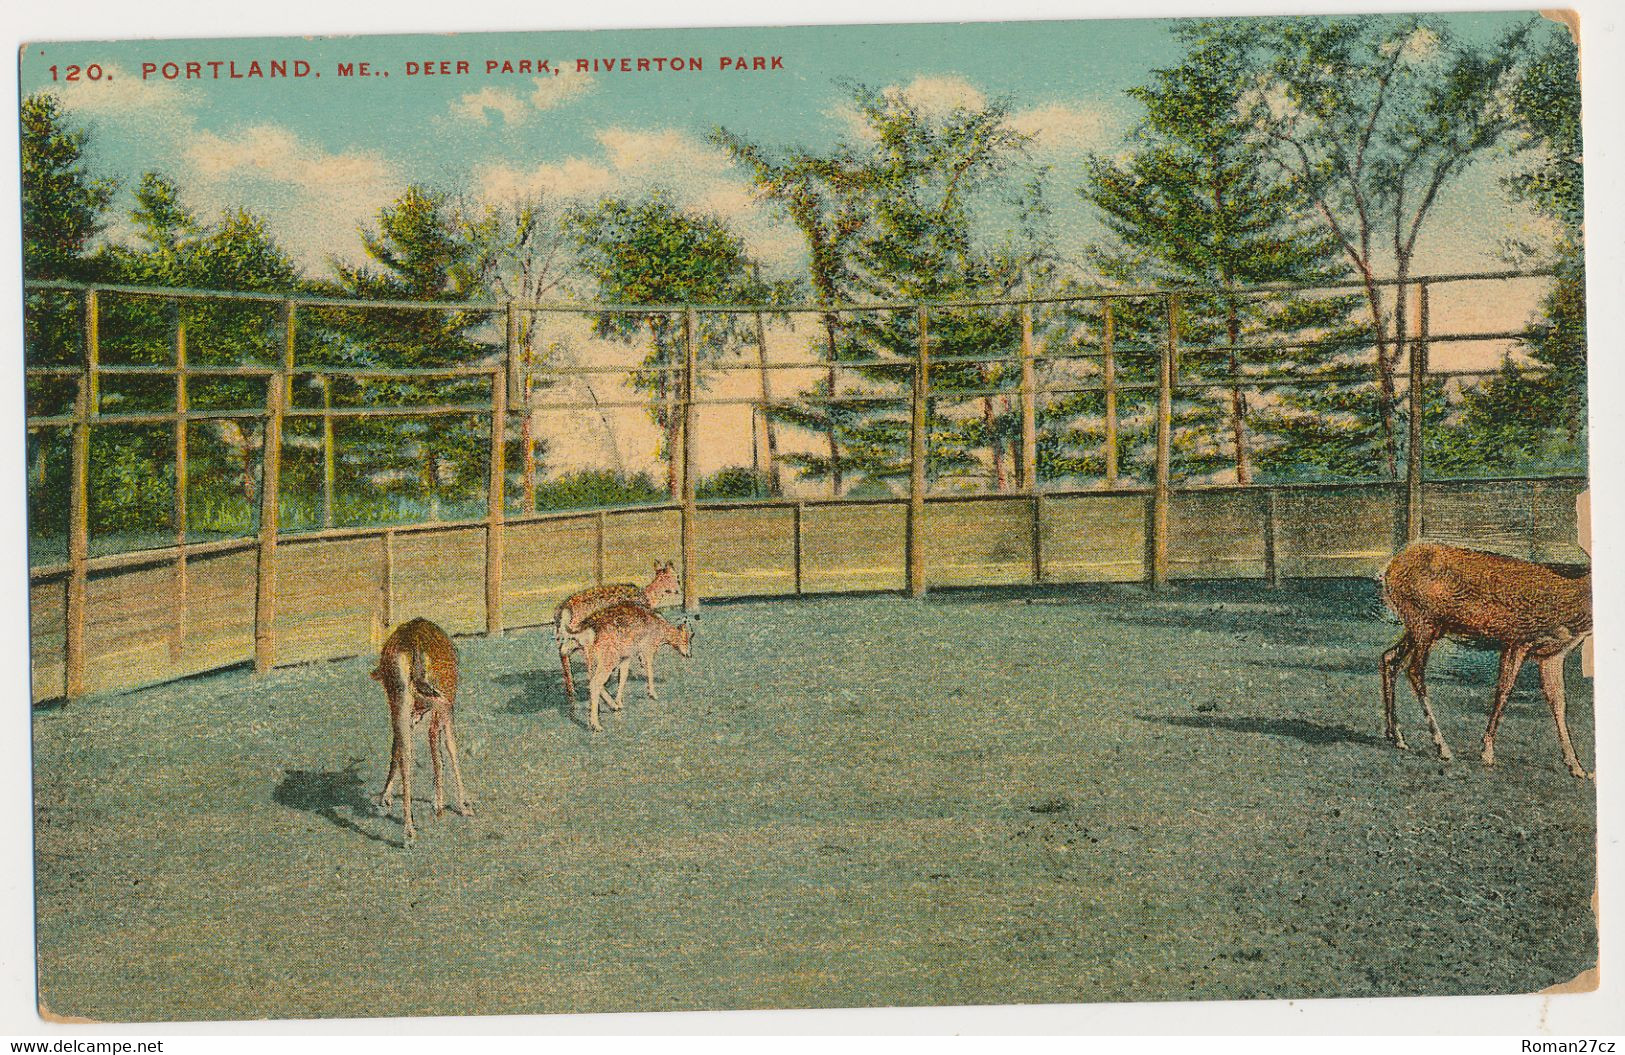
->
[1144,712,1388,748]
[494,665,595,727]
[273,760,403,847]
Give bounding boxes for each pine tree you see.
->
[1081,21,1365,485]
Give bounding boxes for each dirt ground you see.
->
[33,579,1597,1022]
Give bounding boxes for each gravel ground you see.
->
[33,579,1597,1022]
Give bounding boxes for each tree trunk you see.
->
[1357,272,1401,479]
[664,377,680,500]
[823,315,842,497]
[424,447,441,520]
[1225,300,1251,485]
[755,312,783,496]
[520,342,536,514]
[1389,269,1410,480]
[984,391,1007,491]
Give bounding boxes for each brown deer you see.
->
[554,560,681,702]
[1380,542,1592,778]
[575,602,693,732]
[371,618,472,841]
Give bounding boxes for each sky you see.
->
[20,12,1566,279]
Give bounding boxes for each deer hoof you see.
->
[1435,744,1453,762]
[1389,733,1408,751]
[588,720,603,732]
[1480,749,1496,767]
[461,804,476,818]
[1571,766,1591,780]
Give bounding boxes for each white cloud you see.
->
[594,127,732,180]
[450,87,530,126]
[45,64,189,116]
[890,74,987,115]
[478,157,615,203]
[476,126,801,270]
[448,70,594,126]
[1008,102,1112,156]
[184,125,401,268]
[529,69,594,110]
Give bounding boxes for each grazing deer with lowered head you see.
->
[575,602,693,732]
[1380,542,1592,778]
[371,618,472,841]
[554,560,681,702]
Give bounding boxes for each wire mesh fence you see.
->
[23,270,1585,701]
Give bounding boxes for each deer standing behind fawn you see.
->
[1380,542,1592,778]
[554,561,681,702]
[574,603,693,732]
[371,618,472,841]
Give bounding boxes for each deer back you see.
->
[578,602,672,663]
[557,583,645,633]
[1383,543,1592,645]
[376,617,459,705]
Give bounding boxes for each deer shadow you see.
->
[273,759,406,848]
[493,664,598,728]
[1141,713,1388,748]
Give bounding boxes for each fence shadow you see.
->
[273,759,404,848]
[1142,713,1387,748]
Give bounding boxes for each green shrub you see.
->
[697,465,769,500]
[534,470,666,511]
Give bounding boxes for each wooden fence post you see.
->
[793,501,804,595]
[171,303,189,664]
[1150,294,1176,588]
[1103,300,1118,489]
[908,306,930,598]
[487,365,507,636]
[1405,280,1429,544]
[254,304,290,675]
[83,289,99,418]
[595,510,607,587]
[1020,303,1038,493]
[1031,494,1044,585]
[377,528,394,645]
[505,302,524,404]
[1264,488,1280,589]
[320,376,335,529]
[65,374,90,700]
[682,307,699,612]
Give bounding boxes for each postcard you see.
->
[16,8,1597,1024]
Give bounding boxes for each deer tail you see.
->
[408,646,446,704]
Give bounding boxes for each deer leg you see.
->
[643,648,658,700]
[1381,631,1414,750]
[1404,633,1450,761]
[1539,647,1588,779]
[559,636,577,702]
[428,715,446,818]
[1482,644,1530,767]
[586,661,609,732]
[611,659,629,711]
[442,713,473,816]
[377,723,402,812]
[396,696,416,842]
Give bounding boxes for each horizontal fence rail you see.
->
[21,272,1585,703]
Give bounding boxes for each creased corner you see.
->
[38,999,100,1025]
[1540,10,1581,45]
[1541,966,1600,995]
